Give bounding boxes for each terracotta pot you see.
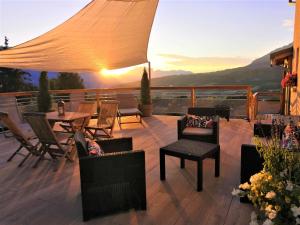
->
[141,104,153,117]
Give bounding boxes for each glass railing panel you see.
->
[257,95,281,115]
[195,90,248,118]
[151,90,191,115]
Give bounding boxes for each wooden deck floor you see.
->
[0,116,254,225]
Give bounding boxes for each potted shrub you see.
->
[140,68,152,117]
[38,71,52,112]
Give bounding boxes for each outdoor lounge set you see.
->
[0,102,226,221]
[4,101,281,222]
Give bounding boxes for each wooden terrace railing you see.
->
[0,85,282,124]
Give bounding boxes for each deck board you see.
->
[0,116,254,225]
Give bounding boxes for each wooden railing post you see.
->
[191,88,196,107]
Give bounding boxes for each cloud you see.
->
[157,53,252,73]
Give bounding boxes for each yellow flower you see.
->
[239,182,251,190]
[265,191,276,199]
[265,205,273,212]
[268,210,277,220]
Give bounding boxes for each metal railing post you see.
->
[246,87,252,121]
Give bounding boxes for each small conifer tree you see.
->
[38,71,52,112]
[140,68,151,105]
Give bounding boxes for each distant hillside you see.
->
[124,45,290,92]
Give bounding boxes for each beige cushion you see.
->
[119,108,141,116]
[182,127,213,136]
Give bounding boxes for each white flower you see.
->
[231,188,244,196]
[249,221,259,225]
[291,205,300,217]
[280,169,288,178]
[262,219,274,225]
[249,211,259,225]
[286,181,293,191]
[265,191,276,199]
[268,210,277,220]
[296,218,300,225]
[251,211,257,221]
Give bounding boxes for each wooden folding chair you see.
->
[116,93,143,128]
[85,100,118,138]
[23,112,72,171]
[60,101,96,133]
[0,112,39,167]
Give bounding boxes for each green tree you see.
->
[38,71,52,112]
[52,72,85,90]
[140,68,151,105]
[0,67,35,92]
[4,36,8,49]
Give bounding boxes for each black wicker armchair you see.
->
[74,132,147,221]
[177,107,219,144]
[240,144,264,203]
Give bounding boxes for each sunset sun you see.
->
[100,67,133,77]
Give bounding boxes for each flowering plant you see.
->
[232,136,300,225]
[281,72,297,88]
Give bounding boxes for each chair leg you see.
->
[118,116,122,129]
[139,114,143,124]
[7,145,23,162]
[33,146,47,168]
[18,152,31,167]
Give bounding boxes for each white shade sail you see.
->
[0,0,159,73]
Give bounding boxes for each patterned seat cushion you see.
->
[186,114,213,128]
[182,127,213,136]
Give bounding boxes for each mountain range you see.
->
[123,44,291,92]
[27,44,289,92]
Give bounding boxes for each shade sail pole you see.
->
[148,61,152,102]
[148,61,151,85]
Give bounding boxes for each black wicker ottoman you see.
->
[160,139,220,191]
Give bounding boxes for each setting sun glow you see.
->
[100,67,133,77]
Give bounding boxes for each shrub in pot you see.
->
[140,68,152,117]
[38,71,52,112]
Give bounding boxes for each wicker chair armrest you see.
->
[96,137,133,153]
[212,117,219,144]
[177,116,187,139]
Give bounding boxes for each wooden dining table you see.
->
[46,111,91,132]
[46,111,91,160]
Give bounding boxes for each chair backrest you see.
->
[0,111,31,146]
[188,107,216,117]
[97,100,119,127]
[75,101,96,126]
[77,101,96,114]
[116,93,138,109]
[23,112,59,145]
